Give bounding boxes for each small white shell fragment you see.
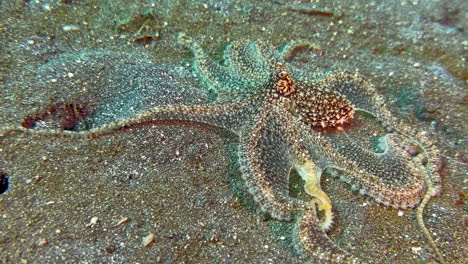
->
[411,247,422,254]
[62,25,80,31]
[112,217,129,228]
[87,216,98,227]
[142,233,155,247]
[37,238,48,247]
[397,211,404,216]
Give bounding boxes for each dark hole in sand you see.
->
[0,171,9,194]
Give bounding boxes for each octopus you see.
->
[0,35,445,263]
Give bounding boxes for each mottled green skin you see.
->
[0,38,444,263]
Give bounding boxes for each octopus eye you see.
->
[274,69,296,97]
[277,71,287,78]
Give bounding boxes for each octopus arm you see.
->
[315,72,387,117]
[323,131,428,209]
[179,36,261,97]
[295,207,367,264]
[237,107,304,220]
[223,41,272,82]
[0,98,261,140]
